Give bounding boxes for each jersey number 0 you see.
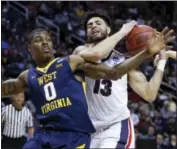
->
[44,82,57,101]
[93,79,112,96]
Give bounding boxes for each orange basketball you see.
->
[126,25,154,56]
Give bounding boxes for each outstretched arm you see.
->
[2,70,28,97]
[79,49,151,80]
[166,50,176,59]
[128,50,167,102]
[74,21,137,62]
[79,28,175,80]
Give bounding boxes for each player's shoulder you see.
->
[18,69,29,81]
[68,55,85,66]
[73,45,89,55]
[21,69,29,75]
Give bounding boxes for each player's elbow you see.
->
[144,94,157,103]
[88,51,102,62]
[107,70,122,81]
[110,75,121,81]
[79,51,102,63]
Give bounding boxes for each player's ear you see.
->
[28,45,32,52]
[107,27,111,35]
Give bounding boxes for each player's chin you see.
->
[42,49,52,54]
[43,51,53,57]
[91,35,105,42]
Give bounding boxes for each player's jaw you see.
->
[31,43,53,59]
[87,27,108,43]
[29,33,54,61]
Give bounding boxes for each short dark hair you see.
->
[27,28,48,44]
[83,11,112,31]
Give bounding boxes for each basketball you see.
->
[126,25,154,56]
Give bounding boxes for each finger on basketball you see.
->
[164,30,174,39]
[165,36,176,43]
[161,27,169,35]
[165,46,173,50]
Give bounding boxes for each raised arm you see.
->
[68,54,116,80]
[79,28,175,80]
[74,21,137,62]
[166,50,176,59]
[79,49,152,80]
[128,50,167,102]
[2,70,28,97]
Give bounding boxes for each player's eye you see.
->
[96,21,101,25]
[87,23,92,29]
[87,25,91,29]
[47,38,52,42]
[35,37,42,42]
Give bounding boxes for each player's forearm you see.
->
[2,79,24,96]
[167,50,176,59]
[146,69,164,102]
[81,49,151,80]
[92,31,127,58]
[79,31,127,62]
[79,63,114,80]
[112,49,150,79]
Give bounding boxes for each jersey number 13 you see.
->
[93,79,112,96]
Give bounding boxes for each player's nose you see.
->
[42,39,48,46]
[91,23,98,29]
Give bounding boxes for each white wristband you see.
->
[157,59,167,72]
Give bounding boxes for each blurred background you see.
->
[1,1,177,149]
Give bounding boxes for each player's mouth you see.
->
[43,47,50,52]
[91,30,100,36]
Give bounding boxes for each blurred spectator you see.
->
[139,125,156,140]
[169,134,177,149]
[156,134,166,149]
[160,101,175,120]
[130,110,140,126]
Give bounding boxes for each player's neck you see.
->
[36,57,55,68]
[87,41,99,47]
[88,36,109,46]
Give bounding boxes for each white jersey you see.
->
[86,50,130,130]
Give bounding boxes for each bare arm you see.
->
[128,69,164,102]
[2,70,28,97]
[74,21,137,62]
[78,28,175,80]
[27,110,34,138]
[129,49,168,102]
[68,54,115,80]
[28,127,34,138]
[79,49,151,80]
[166,50,176,59]
[68,55,86,72]
[78,63,114,80]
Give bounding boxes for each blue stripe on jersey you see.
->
[116,119,129,148]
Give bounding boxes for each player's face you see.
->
[29,31,53,62]
[87,17,111,43]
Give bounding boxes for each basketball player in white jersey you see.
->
[74,12,175,148]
